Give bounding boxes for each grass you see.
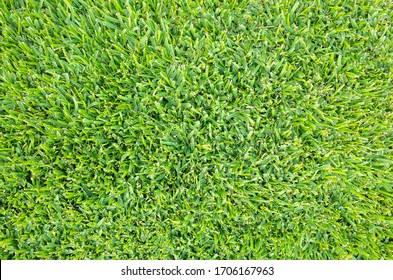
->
[0,0,392,260]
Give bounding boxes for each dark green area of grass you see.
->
[1,0,392,259]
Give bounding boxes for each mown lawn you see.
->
[0,0,392,259]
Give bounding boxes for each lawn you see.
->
[0,0,392,259]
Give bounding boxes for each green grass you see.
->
[1,0,392,259]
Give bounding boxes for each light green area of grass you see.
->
[1,0,392,259]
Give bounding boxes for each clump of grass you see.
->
[0,0,392,259]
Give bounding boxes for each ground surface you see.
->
[1,0,392,259]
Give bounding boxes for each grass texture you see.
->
[1,0,393,260]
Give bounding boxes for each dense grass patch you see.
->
[1,0,392,259]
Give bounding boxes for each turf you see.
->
[0,0,392,260]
